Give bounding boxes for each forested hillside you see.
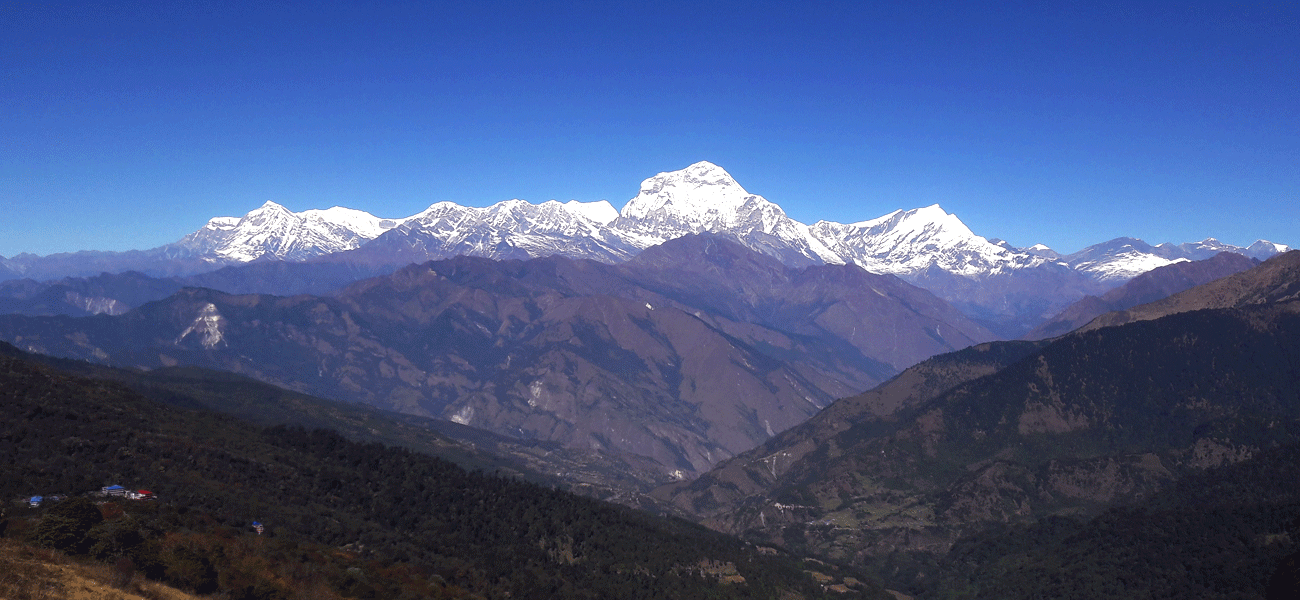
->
[1,342,887,599]
[655,253,1300,599]
[17,351,671,503]
[930,441,1300,599]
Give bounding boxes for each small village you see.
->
[23,486,269,536]
[27,484,156,508]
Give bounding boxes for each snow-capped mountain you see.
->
[612,161,842,266]
[1062,237,1186,283]
[1153,237,1292,263]
[169,201,405,262]
[356,198,638,264]
[3,160,1288,337]
[1022,243,1063,259]
[1063,237,1292,283]
[808,205,1053,277]
[1246,240,1291,260]
[1154,238,1243,262]
[151,162,1290,292]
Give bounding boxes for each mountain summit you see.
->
[102,162,1292,291]
[810,204,1048,277]
[615,161,842,266]
[171,200,404,262]
[1,161,1288,336]
[619,161,747,223]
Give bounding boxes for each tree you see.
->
[34,497,103,553]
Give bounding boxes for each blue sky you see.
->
[2,1,1296,257]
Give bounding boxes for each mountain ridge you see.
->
[1025,251,1260,340]
[0,236,994,480]
[2,162,1288,337]
[652,253,1300,593]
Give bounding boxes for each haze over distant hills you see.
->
[0,162,1289,336]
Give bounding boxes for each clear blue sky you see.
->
[2,1,1296,257]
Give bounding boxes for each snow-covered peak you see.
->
[365,196,640,264]
[850,204,975,243]
[613,161,841,265]
[301,206,399,238]
[619,161,755,226]
[172,201,405,263]
[1066,238,1179,282]
[159,161,1288,290]
[1074,252,1182,283]
[239,200,293,226]
[564,200,618,225]
[1024,243,1062,259]
[407,198,620,237]
[1066,236,1296,283]
[1246,240,1291,260]
[1153,238,1238,260]
[810,204,1045,277]
[204,216,241,231]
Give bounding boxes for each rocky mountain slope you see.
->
[0,236,993,480]
[0,271,185,317]
[654,252,1300,590]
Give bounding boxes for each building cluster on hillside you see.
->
[96,484,156,500]
[23,486,267,537]
[27,494,65,507]
[25,484,156,507]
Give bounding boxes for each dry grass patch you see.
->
[0,539,198,600]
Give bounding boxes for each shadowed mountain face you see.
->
[655,254,1300,583]
[0,271,185,317]
[652,339,1047,521]
[0,261,405,318]
[6,343,676,503]
[903,262,1109,339]
[0,236,993,480]
[1025,251,1259,340]
[619,236,993,373]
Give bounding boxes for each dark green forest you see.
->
[718,304,1300,599]
[0,342,886,599]
[930,441,1300,599]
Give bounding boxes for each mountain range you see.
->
[5,161,1299,598]
[0,340,887,600]
[654,250,1300,596]
[0,235,993,481]
[0,161,1289,336]
[1024,251,1260,340]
